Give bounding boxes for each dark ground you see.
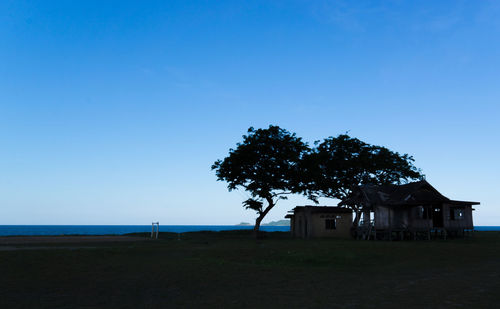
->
[1,231,499,308]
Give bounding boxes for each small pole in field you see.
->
[151,222,159,239]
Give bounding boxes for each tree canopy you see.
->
[212,125,309,234]
[213,127,423,234]
[302,134,422,200]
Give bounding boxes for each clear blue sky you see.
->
[1,0,499,225]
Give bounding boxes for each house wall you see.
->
[376,205,434,231]
[442,204,473,230]
[292,210,352,238]
[407,206,432,231]
[392,208,409,229]
[309,212,352,238]
[373,204,474,232]
[292,212,307,238]
[374,206,390,229]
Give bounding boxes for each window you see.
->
[450,208,464,220]
[418,206,424,219]
[418,206,431,219]
[325,219,336,230]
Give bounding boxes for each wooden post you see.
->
[151,222,159,239]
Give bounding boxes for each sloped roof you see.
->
[290,206,352,214]
[339,180,479,207]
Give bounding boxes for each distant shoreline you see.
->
[0,225,291,236]
[236,219,290,227]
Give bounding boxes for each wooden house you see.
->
[339,180,479,240]
[285,206,352,238]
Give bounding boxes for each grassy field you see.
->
[1,231,499,308]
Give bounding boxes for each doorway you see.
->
[432,206,443,227]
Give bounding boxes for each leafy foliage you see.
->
[212,125,309,231]
[302,134,423,201]
[242,198,263,212]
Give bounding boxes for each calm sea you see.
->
[0,225,290,236]
[0,225,498,236]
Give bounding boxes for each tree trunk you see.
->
[253,197,275,239]
[253,216,264,236]
[353,209,362,227]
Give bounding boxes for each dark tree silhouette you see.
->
[212,125,310,235]
[302,134,423,226]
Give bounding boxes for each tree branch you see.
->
[271,191,292,197]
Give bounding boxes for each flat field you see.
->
[1,231,499,308]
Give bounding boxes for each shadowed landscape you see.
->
[3,1,500,308]
[1,231,499,308]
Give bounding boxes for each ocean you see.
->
[473,226,500,231]
[0,225,290,236]
[0,225,498,236]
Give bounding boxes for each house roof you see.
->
[290,206,353,214]
[339,180,479,207]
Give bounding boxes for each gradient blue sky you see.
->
[1,0,499,225]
